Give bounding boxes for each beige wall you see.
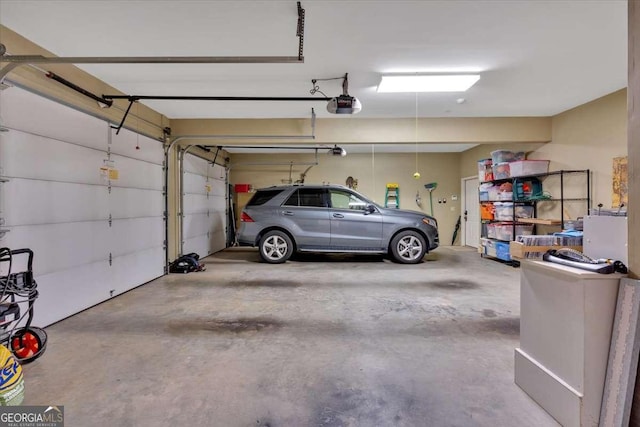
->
[537,89,627,208]
[0,25,168,140]
[230,151,462,245]
[460,90,627,221]
[230,89,627,247]
[171,116,551,145]
[460,142,548,178]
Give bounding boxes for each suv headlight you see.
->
[422,217,437,227]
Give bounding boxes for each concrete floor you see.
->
[22,247,558,427]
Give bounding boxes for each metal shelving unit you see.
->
[479,169,590,265]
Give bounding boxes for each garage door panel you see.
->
[0,88,108,151]
[109,187,163,219]
[110,218,164,257]
[210,230,226,252]
[182,156,227,258]
[183,213,210,240]
[1,131,106,184]
[183,194,209,214]
[0,87,166,327]
[210,179,226,197]
[183,235,209,257]
[110,155,163,190]
[209,194,226,206]
[209,210,226,234]
[110,128,164,165]
[111,246,164,295]
[3,179,109,226]
[210,163,225,180]
[208,175,227,254]
[32,260,113,326]
[183,172,208,194]
[183,156,209,175]
[3,222,111,277]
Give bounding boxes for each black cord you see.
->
[614,261,628,274]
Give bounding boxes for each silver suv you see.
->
[238,184,439,264]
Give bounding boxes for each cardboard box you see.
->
[509,241,583,260]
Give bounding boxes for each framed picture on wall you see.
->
[612,156,628,208]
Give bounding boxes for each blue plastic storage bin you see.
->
[495,241,512,261]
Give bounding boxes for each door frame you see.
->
[460,175,479,247]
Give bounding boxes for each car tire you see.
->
[390,230,427,264]
[259,230,294,264]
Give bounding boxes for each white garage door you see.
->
[0,87,165,326]
[182,153,227,258]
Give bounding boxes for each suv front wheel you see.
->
[390,230,427,264]
[259,230,294,264]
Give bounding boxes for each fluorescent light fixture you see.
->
[377,74,480,93]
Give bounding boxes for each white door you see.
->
[182,153,227,258]
[463,177,480,248]
[0,87,165,326]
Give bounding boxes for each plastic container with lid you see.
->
[480,203,494,220]
[493,202,534,221]
[494,223,534,241]
[491,150,526,164]
[498,191,513,201]
[508,160,550,177]
[493,163,510,180]
[487,186,500,201]
[477,159,493,182]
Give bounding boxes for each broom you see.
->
[424,182,438,216]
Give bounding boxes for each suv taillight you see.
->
[241,212,254,222]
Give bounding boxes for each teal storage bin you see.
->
[514,177,542,200]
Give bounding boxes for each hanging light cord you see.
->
[415,92,418,173]
[371,145,375,198]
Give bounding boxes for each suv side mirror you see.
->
[364,204,376,215]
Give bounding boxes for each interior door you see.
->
[464,177,480,248]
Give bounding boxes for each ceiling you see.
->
[0,0,627,122]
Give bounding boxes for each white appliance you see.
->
[583,215,628,265]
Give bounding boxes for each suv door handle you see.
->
[333,213,344,219]
[283,211,294,216]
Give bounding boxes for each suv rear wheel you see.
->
[390,230,427,264]
[259,230,294,264]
